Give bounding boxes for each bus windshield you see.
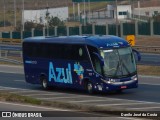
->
[100,47,136,78]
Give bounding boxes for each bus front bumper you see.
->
[94,79,138,92]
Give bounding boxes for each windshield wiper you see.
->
[114,58,132,77]
[113,61,122,76]
[121,60,132,76]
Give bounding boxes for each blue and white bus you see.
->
[23,35,141,93]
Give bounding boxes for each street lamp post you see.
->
[46,6,49,36]
[138,0,140,19]
[22,0,24,31]
[78,3,80,21]
[3,0,6,30]
[14,0,17,28]
[115,0,118,36]
[73,2,75,20]
[88,0,91,23]
[83,0,86,25]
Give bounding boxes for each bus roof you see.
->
[23,35,130,49]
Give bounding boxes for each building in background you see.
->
[133,7,160,17]
[87,4,132,25]
[107,4,132,20]
[23,7,68,24]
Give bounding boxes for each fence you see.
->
[0,20,160,43]
[0,44,22,64]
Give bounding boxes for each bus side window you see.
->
[63,44,72,60]
[87,45,102,75]
[47,44,63,59]
[24,43,39,57]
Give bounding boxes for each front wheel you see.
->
[86,82,93,94]
[116,89,123,94]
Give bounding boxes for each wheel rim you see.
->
[42,79,47,88]
[87,82,93,93]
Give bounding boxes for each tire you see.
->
[41,78,49,90]
[86,82,93,94]
[116,89,123,94]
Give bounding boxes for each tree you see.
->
[153,13,160,22]
[24,21,36,31]
[15,21,44,31]
[0,20,11,27]
[48,16,64,28]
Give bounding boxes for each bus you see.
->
[22,35,141,93]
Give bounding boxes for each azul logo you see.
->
[49,62,73,84]
[74,62,84,85]
[106,43,118,46]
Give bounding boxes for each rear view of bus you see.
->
[22,35,141,94]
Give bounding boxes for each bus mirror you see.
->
[93,52,104,66]
[132,49,141,61]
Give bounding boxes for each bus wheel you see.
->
[87,82,93,94]
[116,89,123,93]
[41,78,48,90]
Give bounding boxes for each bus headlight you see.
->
[131,75,137,81]
[109,79,120,83]
[101,78,109,84]
[101,78,119,84]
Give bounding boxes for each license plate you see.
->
[121,86,127,89]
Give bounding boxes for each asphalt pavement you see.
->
[138,53,160,66]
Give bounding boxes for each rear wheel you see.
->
[41,78,49,90]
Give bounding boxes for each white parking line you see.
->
[96,102,152,107]
[140,83,160,86]
[38,96,91,100]
[0,89,8,90]
[139,75,160,79]
[130,106,160,110]
[69,99,119,103]
[7,89,57,94]
[24,93,64,96]
[9,91,66,96]
[9,90,43,93]
[14,80,25,82]
[0,86,26,90]
[0,71,24,74]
